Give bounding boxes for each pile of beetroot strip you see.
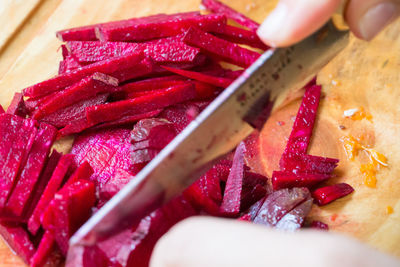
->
[0,0,354,266]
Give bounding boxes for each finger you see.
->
[257,0,342,47]
[346,0,400,40]
[150,217,400,267]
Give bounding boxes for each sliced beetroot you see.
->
[67,37,201,64]
[211,24,268,50]
[59,56,85,74]
[28,154,75,235]
[6,93,28,117]
[201,0,260,31]
[161,65,233,87]
[310,221,329,230]
[312,183,354,206]
[32,73,118,120]
[96,12,226,42]
[92,196,198,267]
[0,223,36,264]
[220,142,246,216]
[64,161,94,187]
[71,128,134,186]
[98,169,133,205]
[275,197,313,231]
[30,231,56,267]
[280,154,339,175]
[119,75,186,95]
[86,83,197,125]
[280,85,322,162]
[183,164,229,215]
[23,52,151,98]
[5,123,57,218]
[41,180,96,255]
[40,93,109,128]
[131,118,177,148]
[183,27,260,68]
[131,148,160,165]
[57,24,99,42]
[0,115,37,208]
[23,151,62,221]
[0,105,4,113]
[253,187,311,227]
[271,171,331,190]
[240,171,269,211]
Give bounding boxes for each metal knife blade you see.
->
[70,21,349,247]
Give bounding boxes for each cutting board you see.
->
[0,0,399,265]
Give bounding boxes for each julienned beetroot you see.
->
[96,12,227,42]
[0,105,5,113]
[271,171,331,191]
[64,161,94,187]
[183,27,260,68]
[201,0,260,31]
[59,56,85,74]
[6,93,28,117]
[280,154,339,175]
[310,220,329,230]
[30,231,62,267]
[312,183,354,206]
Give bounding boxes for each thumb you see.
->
[257,0,341,47]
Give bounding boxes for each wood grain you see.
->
[0,0,399,265]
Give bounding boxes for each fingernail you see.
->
[359,2,399,40]
[257,3,289,47]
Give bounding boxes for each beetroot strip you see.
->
[312,183,354,206]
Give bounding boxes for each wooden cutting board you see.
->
[0,0,399,265]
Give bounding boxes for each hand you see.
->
[257,0,400,47]
[150,217,400,267]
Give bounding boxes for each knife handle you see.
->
[332,0,350,30]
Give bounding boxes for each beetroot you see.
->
[271,171,331,190]
[28,154,75,235]
[162,65,233,87]
[41,180,96,255]
[32,73,118,120]
[59,56,85,74]
[0,223,36,264]
[0,105,4,113]
[57,24,100,42]
[253,187,311,227]
[6,93,28,117]
[30,231,56,267]
[71,128,134,187]
[86,83,197,125]
[98,169,133,205]
[211,24,268,50]
[96,12,226,42]
[66,37,201,64]
[280,154,339,175]
[119,75,186,95]
[280,85,322,161]
[312,183,354,206]
[310,221,329,230]
[240,171,269,211]
[275,197,313,231]
[23,52,150,98]
[183,27,260,68]
[0,115,37,208]
[131,118,177,148]
[5,123,57,218]
[40,93,109,128]
[220,142,246,216]
[201,0,260,31]
[65,161,94,187]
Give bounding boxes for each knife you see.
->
[70,20,349,248]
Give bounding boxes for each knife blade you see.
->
[70,21,349,247]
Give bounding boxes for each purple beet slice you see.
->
[280,154,339,175]
[41,180,96,255]
[5,123,57,218]
[0,115,37,209]
[312,183,354,206]
[162,65,233,87]
[271,171,331,190]
[59,56,86,74]
[220,142,246,216]
[30,231,56,267]
[275,197,313,231]
[0,223,36,264]
[66,37,201,64]
[98,169,133,205]
[130,118,177,149]
[253,187,311,227]
[280,84,322,167]
[240,171,269,211]
[119,75,186,95]
[6,93,28,117]
[310,220,329,230]
[211,24,268,50]
[40,93,109,128]
[23,52,151,98]
[0,105,4,113]
[183,27,260,68]
[64,161,94,187]
[86,83,197,125]
[96,12,226,42]
[201,0,260,31]
[32,73,118,120]
[28,154,75,235]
